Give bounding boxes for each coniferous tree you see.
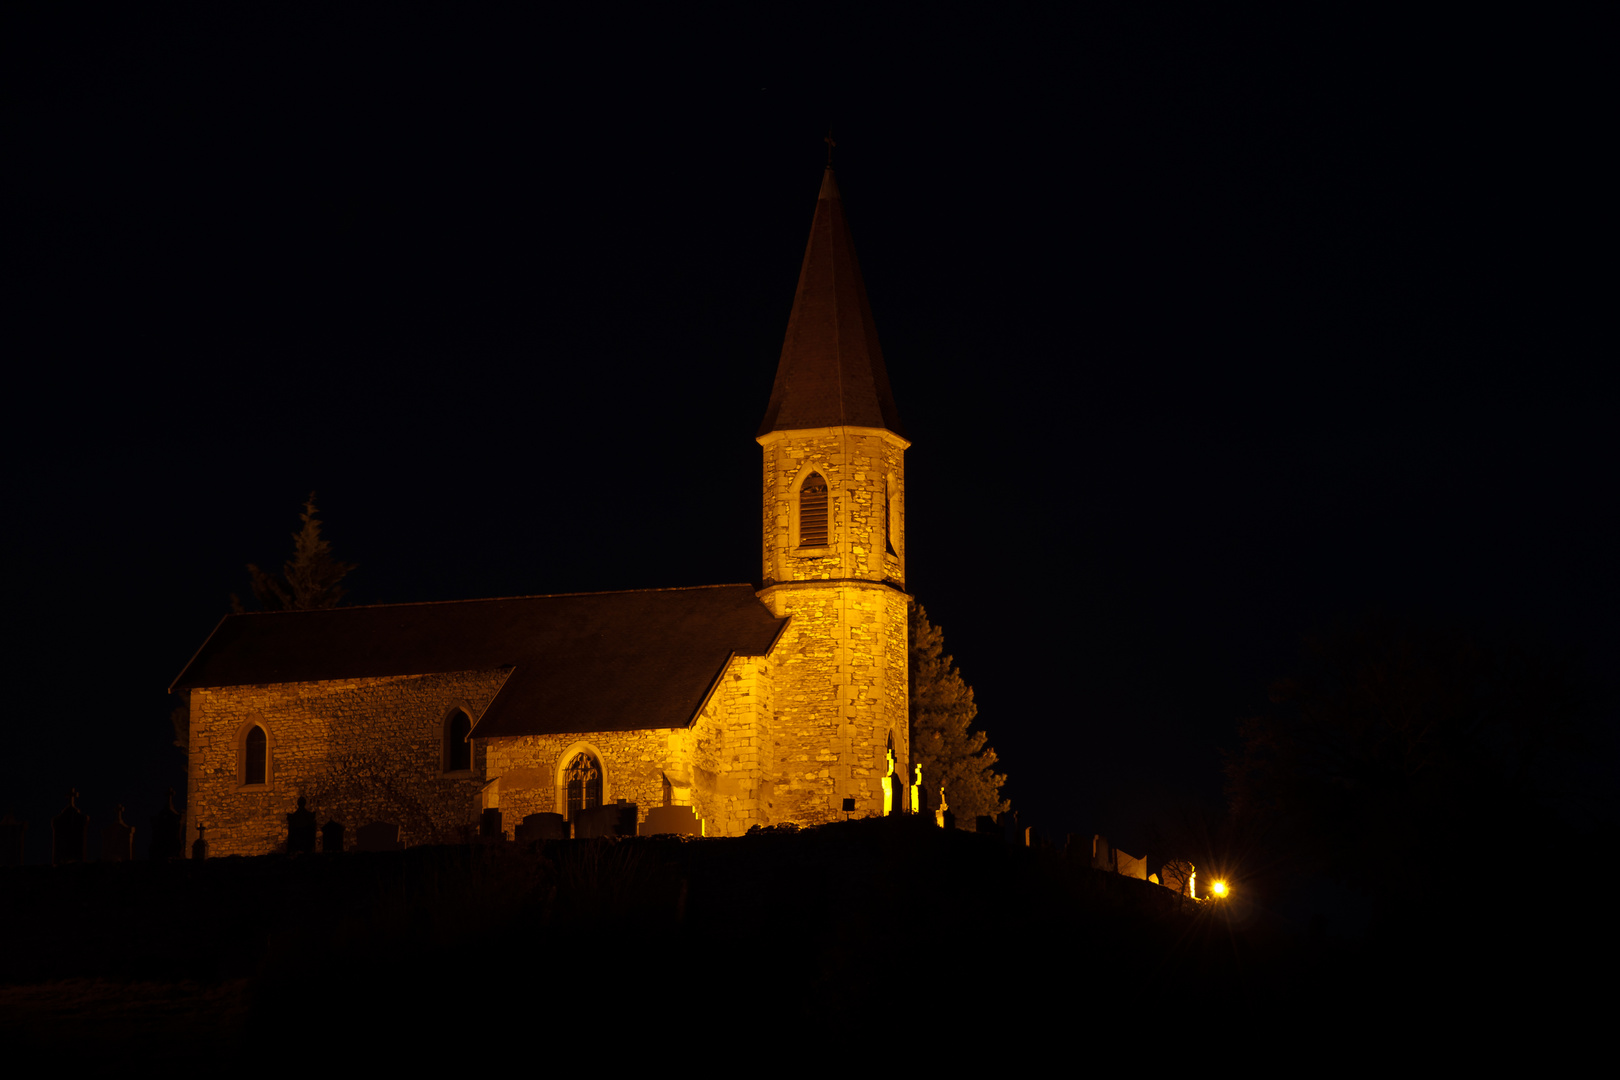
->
[231,493,356,612]
[909,603,1009,824]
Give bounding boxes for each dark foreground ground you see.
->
[1,817,1606,1062]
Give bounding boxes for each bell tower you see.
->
[757,163,912,824]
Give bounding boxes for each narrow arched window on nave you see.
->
[445,709,472,772]
[244,725,267,786]
[799,473,829,547]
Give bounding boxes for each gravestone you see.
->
[1023,825,1041,849]
[977,816,999,835]
[321,820,344,854]
[286,796,318,855]
[1115,848,1147,880]
[515,812,569,844]
[52,789,88,866]
[639,804,699,837]
[937,786,952,830]
[149,790,183,860]
[609,800,638,836]
[100,805,134,862]
[479,808,504,841]
[192,823,208,861]
[356,821,403,852]
[1,812,25,867]
[910,764,924,817]
[997,810,1020,846]
[1091,834,1116,873]
[574,800,637,839]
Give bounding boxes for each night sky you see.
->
[7,8,1611,862]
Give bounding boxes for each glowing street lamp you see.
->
[1210,879,1229,899]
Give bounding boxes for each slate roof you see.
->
[170,585,788,738]
[757,167,907,439]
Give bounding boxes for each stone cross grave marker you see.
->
[100,805,134,863]
[286,796,318,855]
[192,822,208,861]
[52,789,88,866]
[321,819,344,854]
[149,789,182,861]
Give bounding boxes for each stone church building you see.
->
[171,165,916,854]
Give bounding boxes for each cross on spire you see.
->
[824,129,836,166]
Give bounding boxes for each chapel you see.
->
[171,163,915,853]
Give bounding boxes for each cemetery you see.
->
[1,784,1246,1055]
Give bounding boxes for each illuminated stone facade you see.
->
[756,425,910,824]
[186,671,505,856]
[477,654,778,832]
[177,163,912,851]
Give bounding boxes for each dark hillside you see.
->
[2,819,1605,1060]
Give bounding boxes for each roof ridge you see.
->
[221,582,762,616]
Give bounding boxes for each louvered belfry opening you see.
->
[885,477,897,556]
[799,473,829,546]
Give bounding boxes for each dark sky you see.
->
[6,7,1611,860]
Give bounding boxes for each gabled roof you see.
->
[757,167,906,439]
[170,585,788,738]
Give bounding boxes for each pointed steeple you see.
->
[757,167,906,438]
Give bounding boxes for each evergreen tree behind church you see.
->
[231,494,356,612]
[909,604,1009,824]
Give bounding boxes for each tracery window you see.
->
[798,472,829,547]
[444,709,472,772]
[564,752,603,818]
[244,725,267,786]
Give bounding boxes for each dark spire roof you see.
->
[757,167,906,438]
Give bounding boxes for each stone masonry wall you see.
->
[692,654,775,834]
[760,579,909,825]
[756,424,910,826]
[480,653,774,837]
[185,669,511,857]
[760,426,906,588]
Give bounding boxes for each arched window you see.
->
[444,709,472,772]
[244,725,267,786]
[564,752,603,818]
[798,472,829,547]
